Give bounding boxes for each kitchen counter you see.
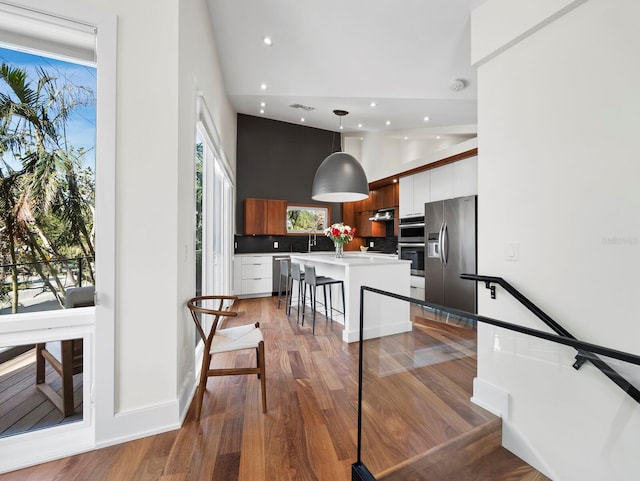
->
[290,253,411,343]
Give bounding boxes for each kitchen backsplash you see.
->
[365,221,398,254]
[235,234,335,254]
[235,222,397,254]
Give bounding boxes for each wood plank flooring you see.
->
[0,349,82,437]
[0,296,539,481]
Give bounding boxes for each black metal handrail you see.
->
[460,273,640,404]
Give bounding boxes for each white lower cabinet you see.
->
[410,275,425,301]
[234,255,273,298]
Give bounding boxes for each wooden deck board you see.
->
[0,349,83,437]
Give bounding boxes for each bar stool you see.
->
[277,258,290,309]
[302,264,345,335]
[287,262,305,321]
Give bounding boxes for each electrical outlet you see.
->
[274,241,279,249]
[369,241,374,248]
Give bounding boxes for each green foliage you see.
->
[0,60,96,311]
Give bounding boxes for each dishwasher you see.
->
[272,255,290,296]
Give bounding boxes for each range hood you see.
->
[369,208,395,222]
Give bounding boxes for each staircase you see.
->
[363,312,551,481]
[376,417,550,481]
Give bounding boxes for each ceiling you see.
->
[206,0,486,135]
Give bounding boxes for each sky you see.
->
[0,46,97,168]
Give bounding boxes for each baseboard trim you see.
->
[0,422,95,474]
[471,377,510,417]
[95,399,180,450]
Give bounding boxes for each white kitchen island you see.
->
[289,252,411,343]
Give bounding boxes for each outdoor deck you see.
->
[0,348,82,438]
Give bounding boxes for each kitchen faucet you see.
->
[308,231,316,252]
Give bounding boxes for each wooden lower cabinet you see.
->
[244,198,286,235]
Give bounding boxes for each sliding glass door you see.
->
[195,120,234,298]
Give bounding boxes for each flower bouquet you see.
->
[325,223,356,257]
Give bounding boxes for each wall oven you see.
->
[398,216,425,276]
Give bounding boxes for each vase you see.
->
[334,242,344,258]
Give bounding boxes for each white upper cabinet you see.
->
[400,170,430,217]
[399,176,414,218]
[412,170,430,215]
[453,156,478,198]
[429,163,454,202]
[399,157,477,216]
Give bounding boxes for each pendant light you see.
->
[311,110,369,203]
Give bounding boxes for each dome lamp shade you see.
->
[311,152,369,202]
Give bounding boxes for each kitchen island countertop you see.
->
[290,253,411,343]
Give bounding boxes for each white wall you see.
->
[473,1,640,479]
[347,128,477,182]
[75,0,236,445]
[176,0,237,416]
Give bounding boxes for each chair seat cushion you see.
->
[210,323,263,354]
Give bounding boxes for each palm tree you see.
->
[0,62,95,311]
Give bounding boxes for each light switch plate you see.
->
[505,242,519,261]
[369,241,374,247]
[274,241,279,249]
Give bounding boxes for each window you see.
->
[286,205,329,233]
[0,2,116,468]
[0,47,96,316]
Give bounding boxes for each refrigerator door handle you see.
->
[442,222,449,265]
[438,222,445,264]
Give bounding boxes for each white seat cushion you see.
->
[210,323,263,354]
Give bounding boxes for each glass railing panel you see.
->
[355,287,640,481]
[358,293,481,480]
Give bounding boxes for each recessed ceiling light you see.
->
[260,83,267,90]
[259,109,264,114]
[393,179,398,183]
[358,123,362,128]
[404,136,408,140]
[424,116,430,122]
[260,101,266,107]
[300,117,305,122]
[436,135,441,139]
[370,101,376,108]
[385,120,391,125]
[263,36,273,46]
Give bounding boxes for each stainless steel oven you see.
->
[398,215,425,243]
[398,242,425,276]
[398,215,425,276]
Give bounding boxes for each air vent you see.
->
[289,103,315,111]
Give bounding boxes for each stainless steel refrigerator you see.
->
[424,195,477,313]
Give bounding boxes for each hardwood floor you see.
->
[0,296,542,481]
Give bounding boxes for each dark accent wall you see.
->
[236,114,342,235]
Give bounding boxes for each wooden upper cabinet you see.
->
[342,201,357,229]
[267,200,287,235]
[356,211,385,238]
[244,198,286,235]
[244,199,267,235]
[378,183,398,208]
